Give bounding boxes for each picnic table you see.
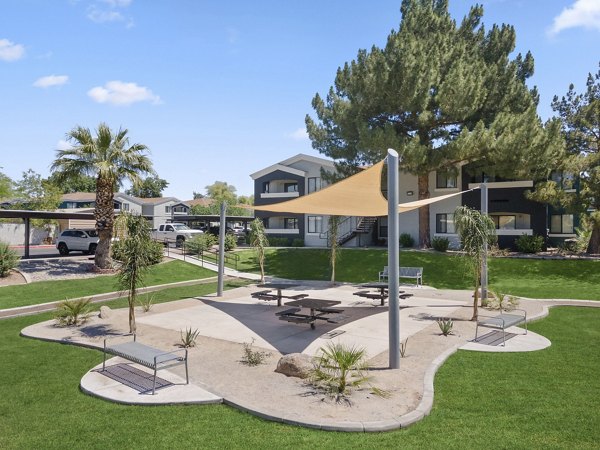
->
[278,298,343,329]
[255,282,303,306]
[354,282,412,306]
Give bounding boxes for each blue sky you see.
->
[1,0,599,199]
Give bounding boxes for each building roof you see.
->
[61,192,96,201]
[250,153,336,180]
[184,198,214,207]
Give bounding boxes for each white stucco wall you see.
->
[0,223,55,245]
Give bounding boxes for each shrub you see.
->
[180,327,200,348]
[399,233,414,248]
[437,318,453,336]
[515,234,544,254]
[138,293,155,312]
[113,239,164,265]
[291,238,304,247]
[224,233,237,251]
[186,233,217,254]
[431,236,449,252]
[0,241,19,277]
[267,237,290,247]
[400,338,408,358]
[55,298,92,326]
[241,338,270,366]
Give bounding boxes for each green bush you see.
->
[431,236,450,252]
[186,233,217,254]
[54,298,92,326]
[399,233,414,248]
[224,234,237,251]
[515,234,544,254]
[112,239,164,265]
[291,238,304,247]
[268,237,290,247]
[0,241,19,277]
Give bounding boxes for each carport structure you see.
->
[0,209,94,258]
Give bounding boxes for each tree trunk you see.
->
[94,176,115,269]
[417,174,431,248]
[586,222,600,254]
[129,293,136,334]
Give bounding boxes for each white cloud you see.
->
[87,80,161,106]
[33,75,69,88]
[87,8,124,23]
[288,127,309,141]
[0,38,25,61]
[57,139,73,151]
[548,0,600,35]
[101,0,132,6]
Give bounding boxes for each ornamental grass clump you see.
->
[55,298,92,326]
[309,343,388,401]
[241,338,270,366]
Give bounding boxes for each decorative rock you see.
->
[99,305,111,319]
[275,353,313,379]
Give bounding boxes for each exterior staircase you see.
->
[321,216,378,247]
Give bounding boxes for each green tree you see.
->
[126,175,169,198]
[51,123,153,269]
[13,170,62,212]
[47,172,96,194]
[530,63,600,253]
[306,0,563,247]
[191,182,252,216]
[249,218,269,282]
[0,171,13,199]
[114,212,156,334]
[206,181,237,205]
[454,206,496,321]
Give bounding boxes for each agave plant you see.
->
[55,298,92,326]
[437,318,454,336]
[310,343,375,399]
[179,327,200,348]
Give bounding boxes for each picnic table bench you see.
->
[277,299,344,329]
[475,309,528,346]
[103,334,189,395]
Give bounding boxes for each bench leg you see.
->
[102,351,106,371]
[475,323,479,342]
[185,359,189,385]
[152,367,157,395]
[502,328,506,346]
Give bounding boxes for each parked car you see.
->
[151,223,204,247]
[56,229,100,255]
[207,226,235,237]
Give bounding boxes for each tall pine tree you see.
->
[306,0,562,246]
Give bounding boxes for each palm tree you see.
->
[51,123,153,269]
[249,218,269,282]
[454,206,496,321]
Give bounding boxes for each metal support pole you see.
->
[387,149,400,369]
[480,182,488,303]
[24,218,30,259]
[217,201,226,297]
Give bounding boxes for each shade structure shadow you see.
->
[190,299,386,355]
[95,363,172,394]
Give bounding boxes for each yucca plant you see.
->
[138,293,155,312]
[55,298,92,326]
[310,343,380,400]
[437,318,454,336]
[179,327,200,348]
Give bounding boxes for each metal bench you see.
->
[475,309,527,346]
[103,334,188,395]
[379,266,424,286]
[275,308,302,316]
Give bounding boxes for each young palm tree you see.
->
[454,206,496,321]
[249,218,269,282]
[51,123,153,269]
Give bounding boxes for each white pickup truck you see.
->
[151,223,203,246]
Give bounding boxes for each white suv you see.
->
[56,229,100,255]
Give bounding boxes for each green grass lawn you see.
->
[236,248,600,300]
[0,260,216,309]
[0,304,597,449]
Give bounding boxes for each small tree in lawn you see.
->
[454,206,496,321]
[250,218,269,283]
[328,215,341,285]
[114,212,155,334]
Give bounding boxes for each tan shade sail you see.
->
[248,158,476,216]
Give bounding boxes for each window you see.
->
[550,214,574,234]
[436,171,457,189]
[284,182,298,193]
[308,216,322,233]
[165,206,171,213]
[284,218,298,229]
[550,171,575,190]
[436,214,455,233]
[262,181,270,193]
[122,203,129,212]
[492,215,516,230]
[308,177,321,193]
